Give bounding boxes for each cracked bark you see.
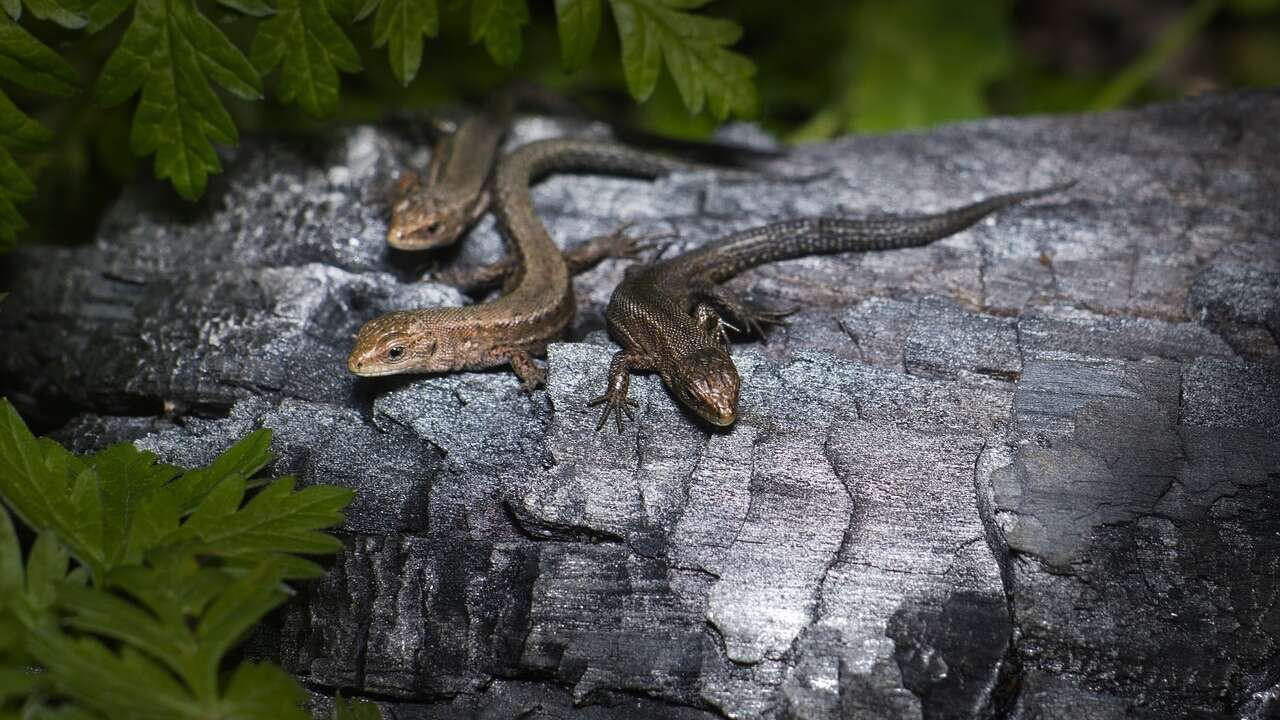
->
[2,91,1278,718]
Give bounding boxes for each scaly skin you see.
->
[349,139,732,389]
[385,112,666,278]
[590,182,1075,431]
[384,98,779,252]
[386,111,506,250]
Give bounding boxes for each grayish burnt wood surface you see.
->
[2,91,1278,719]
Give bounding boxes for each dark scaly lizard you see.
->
[590,182,1074,431]
[348,139,743,389]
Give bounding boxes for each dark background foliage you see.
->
[3,0,1278,252]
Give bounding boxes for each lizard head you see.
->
[347,310,471,376]
[386,191,478,251]
[666,347,740,426]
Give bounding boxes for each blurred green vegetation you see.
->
[2,0,1279,251]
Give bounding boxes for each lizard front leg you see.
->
[692,303,735,347]
[561,223,675,271]
[587,350,654,433]
[690,281,793,344]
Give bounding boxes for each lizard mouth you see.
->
[347,356,413,377]
[348,363,399,377]
[701,410,736,427]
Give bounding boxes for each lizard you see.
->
[347,138,757,390]
[385,109,506,251]
[384,96,779,253]
[588,182,1074,431]
[383,108,667,288]
[381,110,778,291]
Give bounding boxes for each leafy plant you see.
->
[0,9,81,251]
[0,0,756,250]
[0,397,376,719]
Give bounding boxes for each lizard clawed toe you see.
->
[587,392,638,433]
[628,232,678,258]
[603,223,678,261]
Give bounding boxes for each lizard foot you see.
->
[694,303,738,347]
[563,224,679,275]
[587,391,638,433]
[602,222,678,260]
[519,367,547,392]
[505,349,546,392]
[724,301,796,344]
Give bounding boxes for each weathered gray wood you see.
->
[2,91,1277,719]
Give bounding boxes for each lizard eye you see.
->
[426,222,441,235]
[387,346,405,361]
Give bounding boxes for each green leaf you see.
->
[327,0,379,24]
[0,398,74,535]
[0,14,80,96]
[335,694,383,720]
[65,469,104,576]
[0,505,21,603]
[608,0,756,119]
[26,627,195,718]
[53,560,297,713]
[1091,0,1219,111]
[180,476,351,560]
[94,0,262,200]
[216,0,273,16]
[58,580,192,676]
[0,88,51,152]
[0,412,353,717]
[182,465,247,530]
[88,444,180,567]
[126,490,180,559]
[555,0,600,70]
[86,0,131,32]
[25,705,103,720]
[25,533,68,611]
[109,562,229,623]
[0,139,33,250]
[251,0,361,117]
[193,560,289,679]
[469,0,528,67]
[1,0,19,20]
[0,670,42,708]
[22,0,89,28]
[372,0,438,85]
[165,429,273,514]
[221,663,309,719]
[222,551,327,579]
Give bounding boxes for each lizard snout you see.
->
[673,348,740,426]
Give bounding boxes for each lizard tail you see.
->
[689,181,1074,282]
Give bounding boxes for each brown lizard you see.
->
[385,111,506,250]
[348,139,745,389]
[384,96,778,254]
[589,182,1074,431]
